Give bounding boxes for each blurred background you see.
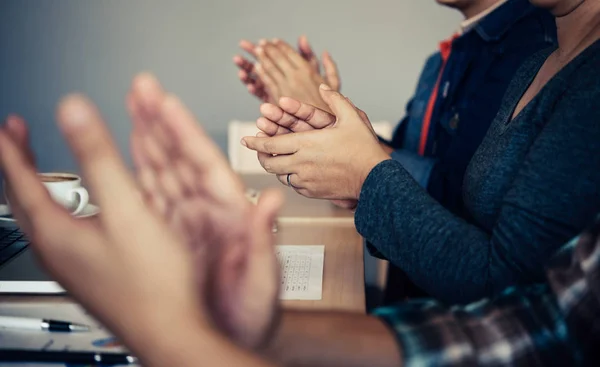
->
[0,0,461,288]
[0,0,460,170]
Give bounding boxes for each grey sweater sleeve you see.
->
[355,89,600,304]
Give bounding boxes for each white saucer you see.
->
[0,203,100,222]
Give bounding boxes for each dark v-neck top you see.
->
[356,40,600,304]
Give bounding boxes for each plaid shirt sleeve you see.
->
[373,218,600,366]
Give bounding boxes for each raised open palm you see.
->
[126,74,283,348]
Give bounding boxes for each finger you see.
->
[0,128,78,245]
[256,116,292,136]
[298,35,319,73]
[278,97,336,130]
[4,115,36,165]
[158,95,228,167]
[254,64,279,98]
[275,173,306,190]
[252,187,283,249]
[131,129,168,215]
[239,40,258,58]
[57,94,141,214]
[322,51,341,91]
[357,108,369,124]
[233,55,255,73]
[318,84,361,122]
[248,84,269,102]
[128,74,175,170]
[256,152,296,175]
[276,174,287,187]
[273,39,306,69]
[238,69,252,83]
[0,128,102,290]
[130,128,148,170]
[253,187,284,233]
[158,95,246,204]
[239,70,267,95]
[260,102,314,133]
[241,134,300,155]
[256,45,287,81]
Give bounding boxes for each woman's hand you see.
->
[243,84,390,202]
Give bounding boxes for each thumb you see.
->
[318,84,358,122]
[254,188,284,250]
[322,51,341,91]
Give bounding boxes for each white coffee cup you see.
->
[6,173,89,216]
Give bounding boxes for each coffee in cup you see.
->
[39,175,78,183]
[38,173,89,215]
[5,173,89,216]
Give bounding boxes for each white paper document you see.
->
[0,302,134,367]
[276,245,324,300]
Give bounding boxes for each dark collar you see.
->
[472,0,538,42]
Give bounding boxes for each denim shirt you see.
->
[387,0,556,217]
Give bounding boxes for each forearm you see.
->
[265,311,402,367]
[372,284,574,366]
[355,160,492,303]
[125,319,273,367]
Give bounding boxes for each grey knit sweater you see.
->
[356,40,600,304]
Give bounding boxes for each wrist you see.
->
[130,312,216,367]
[354,152,390,200]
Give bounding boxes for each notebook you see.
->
[276,245,324,300]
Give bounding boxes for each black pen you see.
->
[0,315,90,332]
[0,349,138,365]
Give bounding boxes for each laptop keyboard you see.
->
[0,227,29,266]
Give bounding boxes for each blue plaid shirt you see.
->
[374,218,600,366]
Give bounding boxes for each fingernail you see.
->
[256,119,265,129]
[5,116,17,130]
[255,47,264,55]
[320,84,332,91]
[240,139,248,147]
[59,95,93,128]
[272,38,280,43]
[259,39,267,46]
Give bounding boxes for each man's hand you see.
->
[242,85,390,202]
[254,39,339,113]
[127,74,283,349]
[234,36,340,107]
[234,40,271,103]
[0,99,210,365]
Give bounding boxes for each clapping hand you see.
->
[127,74,283,348]
[234,36,340,110]
[243,85,389,204]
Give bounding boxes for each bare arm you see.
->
[265,311,402,367]
[133,322,274,367]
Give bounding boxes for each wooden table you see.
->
[0,175,366,313]
[0,223,366,312]
[242,174,355,225]
[278,223,364,313]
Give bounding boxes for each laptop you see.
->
[0,224,64,294]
